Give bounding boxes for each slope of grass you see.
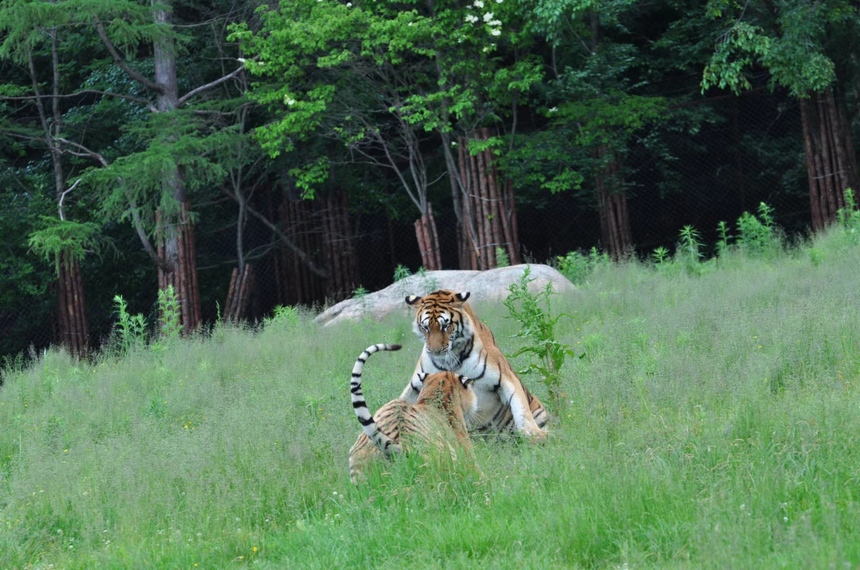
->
[2,229,860,568]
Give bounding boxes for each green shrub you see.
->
[556,247,609,284]
[503,266,574,409]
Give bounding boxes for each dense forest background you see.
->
[1,0,858,360]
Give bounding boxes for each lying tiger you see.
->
[348,343,478,483]
[399,289,548,440]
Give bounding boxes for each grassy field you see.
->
[2,228,860,568]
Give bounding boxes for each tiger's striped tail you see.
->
[351,343,403,459]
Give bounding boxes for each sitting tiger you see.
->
[348,343,478,483]
[399,289,548,440]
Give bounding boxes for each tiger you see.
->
[348,343,478,483]
[398,289,548,440]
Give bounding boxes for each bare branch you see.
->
[53,137,109,166]
[178,64,245,107]
[58,178,82,221]
[223,186,329,278]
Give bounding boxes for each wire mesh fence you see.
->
[0,89,815,362]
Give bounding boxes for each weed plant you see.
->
[157,285,182,343]
[503,266,574,409]
[2,227,860,567]
[111,294,147,354]
[495,247,511,268]
[555,247,610,284]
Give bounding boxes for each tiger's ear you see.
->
[455,292,471,303]
[405,295,422,306]
[458,375,474,388]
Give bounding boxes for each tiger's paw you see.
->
[521,426,548,444]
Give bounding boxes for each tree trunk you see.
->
[28,30,90,356]
[275,197,324,305]
[455,130,521,269]
[595,145,632,259]
[799,89,859,231]
[56,251,89,357]
[224,264,255,321]
[323,191,359,301]
[151,0,200,333]
[414,203,443,271]
[156,202,200,332]
[272,190,358,306]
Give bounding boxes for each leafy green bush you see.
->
[157,285,182,342]
[264,304,302,329]
[112,294,147,354]
[556,247,609,284]
[495,247,511,268]
[837,188,860,240]
[503,266,574,409]
[678,224,706,274]
[736,202,780,257]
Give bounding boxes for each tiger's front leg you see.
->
[499,378,548,441]
[399,360,434,403]
[398,374,421,403]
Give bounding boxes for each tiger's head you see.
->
[406,290,473,364]
[415,371,478,427]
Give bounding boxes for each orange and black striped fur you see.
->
[400,290,548,440]
[348,343,478,483]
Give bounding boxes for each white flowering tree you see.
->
[232,0,447,269]
[233,0,541,270]
[402,0,542,269]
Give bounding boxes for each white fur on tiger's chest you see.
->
[421,337,500,389]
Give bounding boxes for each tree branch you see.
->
[223,187,329,278]
[177,64,245,107]
[52,137,172,272]
[0,89,154,108]
[58,178,82,221]
[95,19,165,95]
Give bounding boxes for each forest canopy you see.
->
[1,0,859,358]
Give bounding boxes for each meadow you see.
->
[2,226,860,568]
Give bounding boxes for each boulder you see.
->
[315,263,576,326]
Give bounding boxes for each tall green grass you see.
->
[2,227,860,568]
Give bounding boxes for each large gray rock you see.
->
[316,264,575,326]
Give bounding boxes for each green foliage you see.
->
[652,245,670,267]
[234,0,544,208]
[85,111,230,225]
[716,220,731,257]
[503,266,574,408]
[288,158,330,200]
[263,305,302,330]
[112,294,147,354]
[495,247,510,268]
[393,264,412,282]
[702,2,859,96]
[555,247,609,284]
[678,224,704,273]
[736,202,779,257]
[157,286,182,342]
[837,188,860,240]
[28,217,102,275]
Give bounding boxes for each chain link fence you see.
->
[0,89,814,362]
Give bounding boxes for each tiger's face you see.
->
[406,290,472,359]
